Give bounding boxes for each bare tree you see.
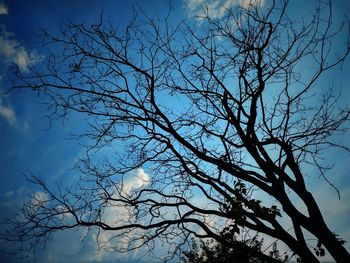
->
[3,0,350,262]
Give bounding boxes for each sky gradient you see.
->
[1,0,350,262]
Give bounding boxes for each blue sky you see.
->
[0,0,350,262]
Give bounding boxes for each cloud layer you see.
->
[0,3,8,15]
[0,36,43,72]
[0,2,43,72]
[184,0,265,18]
[0,2,42,128]
[0,103,16,126]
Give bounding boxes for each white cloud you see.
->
[240,0,265,8]
[85,168,151,259]
[30,191,49,209]
[0,36,43,72]
[0,3,8,15]
[100,168,151,226]
[0,95,31,129]
[184,0,265,18]
[0,3,43,71]
[5,190,14,197]
[0,103,16,126]
[134,168,150,186]
[121,168,150,194]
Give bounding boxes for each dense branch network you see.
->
[3,0,350,262]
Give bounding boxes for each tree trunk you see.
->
[313,220,350,263]
[302,191,350,262]
[282,235,319,263]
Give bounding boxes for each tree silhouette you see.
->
[181,235,284,263]
[2,0,350,262]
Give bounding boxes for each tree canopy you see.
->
[181,235,284,263]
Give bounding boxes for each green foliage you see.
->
[181,236,285,263]
[223,180,282,234]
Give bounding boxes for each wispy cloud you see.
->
[0,90,18,127]
[30,191,49,209]
[0,94,31,129]
[0,103,16,126]
[101,168,151,227]
[121,168,150,194]
[184,0,265,18]
[0,3,8,15]
[87,168,151,260]
[2,186,25,206]
[0,1,42,72]
[0,36,43,72]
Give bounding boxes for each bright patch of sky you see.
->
[185,0,265,18]
[0,3,7,15]
[0,0,350,262]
